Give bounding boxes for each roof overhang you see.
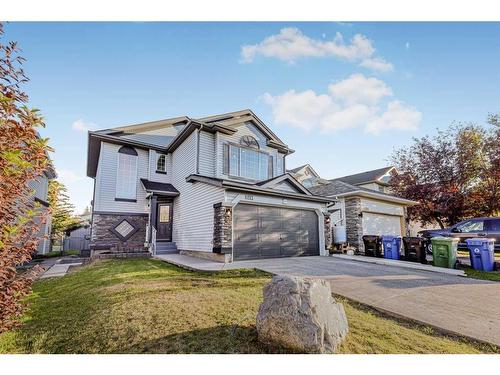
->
[140,178,180,196]
[186,174,333,203]
[331,190,418,206]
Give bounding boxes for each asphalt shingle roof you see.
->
[331,166,393,185]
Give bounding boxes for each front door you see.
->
[156,202,173,241]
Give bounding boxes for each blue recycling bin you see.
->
[381,236,402,260]
[465,238,495,272]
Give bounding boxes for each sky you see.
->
[4,22,500,214]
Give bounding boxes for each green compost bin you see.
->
[431,237,459,269]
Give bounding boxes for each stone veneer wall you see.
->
[345,198,364,253]
[323,213,332,250]
[212,203,233,254]
[90,213,147,253]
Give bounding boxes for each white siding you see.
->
[215,122,281,181]
[198,131,216,176]
[94,141,149,214]
[148,149,171,183]
[171,131,224,252]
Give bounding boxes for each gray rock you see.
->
[256,275,349,353]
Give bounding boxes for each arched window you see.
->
[156,154,167,173]
[116,146,138,200]
[239,135,259,149]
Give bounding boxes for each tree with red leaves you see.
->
[390,117,500,229]
[0,23,52,332]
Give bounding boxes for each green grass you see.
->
[460,265,500,282]
[0,259,497,354]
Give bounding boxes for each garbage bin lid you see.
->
[465,238,495,245]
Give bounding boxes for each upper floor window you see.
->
[116,146,138,200]
[156,154,167,173]
[224,143,272,181]
[240,135,259,149]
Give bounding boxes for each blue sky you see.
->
[4,22,500,213]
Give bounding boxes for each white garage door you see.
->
[362,213,402,236]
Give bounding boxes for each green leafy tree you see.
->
[390,116,500,228]
[48,180,81,239]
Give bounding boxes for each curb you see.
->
[330,254,466,276]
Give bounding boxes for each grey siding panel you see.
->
[215,122,281,181]
[94,141,149,214]
[28,174,49,202]
[198,131,215,176]
[274,180,300,193]
[171,131,224,252]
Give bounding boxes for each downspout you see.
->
[196,127,200,175]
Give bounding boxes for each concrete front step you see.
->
[155,241,178,255]
[156,249,180,255]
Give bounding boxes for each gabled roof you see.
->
[87,109,294,178]
[330,166,395,185]
[309,180,417,206]
[287,163,321,178]
[256,173,312,195]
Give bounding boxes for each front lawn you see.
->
[0,259,497,354]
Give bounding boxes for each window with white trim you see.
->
[116,146,138,200]
[156,154,166,173]
[226,144,271,180]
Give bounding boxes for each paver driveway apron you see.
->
[156,254,500,346]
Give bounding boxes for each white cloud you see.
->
[262,73,421,134]
[240,27,393,72]
[262,90,336,131]
[359,57,394,72]
[405,42,410,50]
[72,119,96,132]
[328,74,393,105]
[366,100,422,134]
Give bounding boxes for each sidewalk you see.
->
[39,257,84,279]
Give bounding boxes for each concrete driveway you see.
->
[157,254,500,346]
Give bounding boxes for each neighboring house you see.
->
[28,167,57,255]
[290,166,417,252]
[330,166,395,194]
[329,167,436,236]
[287,164,329,188]
[86,109,332,262]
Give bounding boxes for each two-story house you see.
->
[86,109,332,262]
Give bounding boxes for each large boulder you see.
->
[256,275,348,353]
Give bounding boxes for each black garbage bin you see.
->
[402,237,427,264]
[362,235,382,257]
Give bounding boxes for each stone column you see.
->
[213,203,232,254]
[345,197,363,253]
[323,213,332,251]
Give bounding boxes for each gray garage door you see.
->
[233,204,319,261]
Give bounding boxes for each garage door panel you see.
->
[234,204,319,261]
[362,212,402,236]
